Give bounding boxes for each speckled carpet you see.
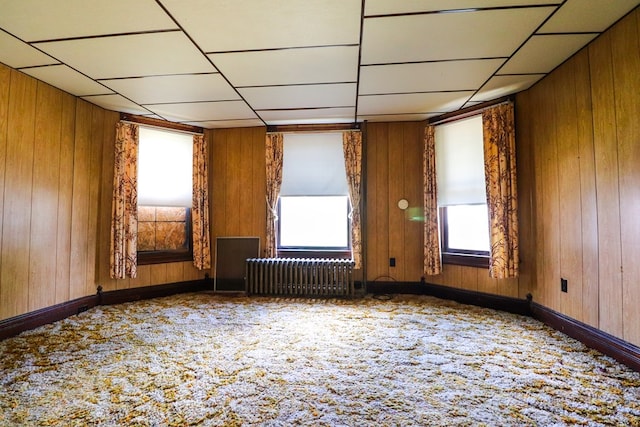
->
[1,293,639,426]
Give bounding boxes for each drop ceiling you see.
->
[0,0,637,128]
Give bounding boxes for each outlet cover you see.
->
[561,278,568,293]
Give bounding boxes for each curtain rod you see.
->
[121,120,204,136]
[427,96,513,126]
[267,122,361,134]
[120,113,204,135]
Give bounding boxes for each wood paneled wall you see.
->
[0,65,204,321]
[365,121,524,298]
[516,8,640,346]
[209,127,267,276]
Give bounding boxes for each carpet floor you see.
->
[0,293,639,426]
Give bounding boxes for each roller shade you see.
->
[435,115,486,206]
[138,126,193,207]
[280,132,348,196]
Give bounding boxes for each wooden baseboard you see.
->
[531,302,640,373]
[0,278,212,341]
[366,280,532,316]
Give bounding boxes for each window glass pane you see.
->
[280,196,349,248]
[137,206,189,251]
[447,204,490,252]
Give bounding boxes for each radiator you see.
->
[246,258,355,297]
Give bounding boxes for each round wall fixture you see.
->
[397,199,409,210]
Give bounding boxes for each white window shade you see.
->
[435,115,486,206]
[280,132,348,196]
[138,126,193,207]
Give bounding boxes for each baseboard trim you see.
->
[0,279,212,341]
[531,302,640,372]
[366,280,532,316]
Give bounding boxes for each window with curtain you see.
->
[137,126,194,265]
[277,132,351,256]
[435,115,490,267]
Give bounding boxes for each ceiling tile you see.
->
[147,101,257,122]
[102,73,239,105]
[160,0,360,52]
[0,0,176,41]
[470,74,544,102]
[34,32,214,80]
[82,94,149,115]
[185,119,266,129]
[21,64,112,97]
[259,108,355,125]
[239,83,356,110]
[0,30,57,68]
[358,92,473,115]
[540,0,640,33]
[359,59,504,95]
[209,46,358,87]
[365,0,562,16]
[361,7,555,64]
[499,34,597,74]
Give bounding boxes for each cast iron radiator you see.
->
[245,258,355,297]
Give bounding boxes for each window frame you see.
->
[439,206,490,269]
[137,207,194,265]
[276,195,352,259]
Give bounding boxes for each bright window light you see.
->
[279,196,349,248]
[446,204,490,252]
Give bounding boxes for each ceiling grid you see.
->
[0,0,637,127]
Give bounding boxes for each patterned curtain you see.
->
[192,133,211,270]
[483,103,519,279]
[423,125,441,276]
[342,131,363,269]
[265,133,284,258]
[110,122,139,279]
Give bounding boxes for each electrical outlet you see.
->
[389,257,396,267]
[561,278,568,293]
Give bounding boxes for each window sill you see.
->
[138,251,193,265]
[442,252,489,269]
[277,249,352,259]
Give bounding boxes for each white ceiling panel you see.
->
[361,7,555,64]
[21,64,112,96]
[259,108,355,125]
[0,31,57,69]
[500,34,597,75]
[35,32,214,80]
[469,74,544,103]
[365,0,562,16]
[185,119,266,129]
[239,84,356,110]
[147,101,257,122]
[359,59,504,95]
[540,0,640,33]
[0,0,177,42]
[358,92,473,116]
[210,46,359,87]
[160,0,361,52]
[82,94,149,115]
[102,74,239,105]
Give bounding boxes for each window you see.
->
[137,126,193,264]
[277,132,350,257]
[435,115,489,267]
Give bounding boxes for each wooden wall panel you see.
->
[387,123,405,281]
[403,122,424,282]
[516,8,640,346]
[28,82,62,312]
[0,66,9,317]
[210,127,267,277]
[610,12,640,345]
[0,70,37,319]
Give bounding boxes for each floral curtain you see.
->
[342,131,363,269]
[265,133,284,258]
[110,122,139,279]
[192,133,211,270]
[423,125,441,276]
[483,103,519,279]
